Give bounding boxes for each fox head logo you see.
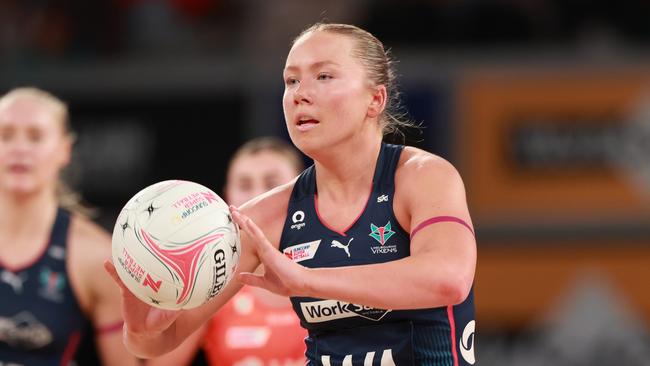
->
[369,222,395,246]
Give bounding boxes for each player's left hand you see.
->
[230,205,309,297]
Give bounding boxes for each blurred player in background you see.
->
[0,87,138,365]
[148,136,307,366]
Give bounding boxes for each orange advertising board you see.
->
[458,69,650,222]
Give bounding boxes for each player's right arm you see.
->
[103,240,254,358]
[145,324,207,366]
[104,182,292,359]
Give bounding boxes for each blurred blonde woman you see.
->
[0,87,138,365]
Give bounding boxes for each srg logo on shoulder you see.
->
[47,246,65,261]
[283,240,321,262]
[290,210,306,230]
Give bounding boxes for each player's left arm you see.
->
[397,149,476,306]
[71,218,140,366]
[236,148,476,310]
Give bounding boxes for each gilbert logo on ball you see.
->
[111,180,240,310]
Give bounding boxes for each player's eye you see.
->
[0,127,14,142]
[27,128,42,143]
[264,176,282,191]
[285,77,298,86]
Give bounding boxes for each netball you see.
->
[111,180,240,310]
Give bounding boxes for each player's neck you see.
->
[314,136,381,204]
[0,189,58,239]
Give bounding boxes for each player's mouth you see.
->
[7,163,30,174]
[296,116,320,132]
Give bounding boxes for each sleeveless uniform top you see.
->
[279,143,476,366]
[203,286,307,366]
[0,208,89,366]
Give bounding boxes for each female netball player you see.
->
[107,23,477,366]
[148,137,307,365]
[0,88,138,365]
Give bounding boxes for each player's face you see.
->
[225,151,298,207]
[282,31,376,156]
[0,97,71,196]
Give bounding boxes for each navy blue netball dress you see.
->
[279,143,476,366]
[0,209,89,366]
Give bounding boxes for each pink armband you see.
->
[96,320,124,336]
[410,216,474,239]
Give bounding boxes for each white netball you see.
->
[111,180,240,310]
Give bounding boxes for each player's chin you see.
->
[3,179,37,196]
[289,134,323,158]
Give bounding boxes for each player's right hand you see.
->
[103,260,182,354]
[231,206,309,298]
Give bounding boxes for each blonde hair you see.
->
[293,23,416,141]
[0,87,93,216]
[227,136,304,178]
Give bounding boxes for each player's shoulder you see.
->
[66,214,114,310]
[239,178,295,232]
[69,214,111,247]
[398,146,462,183]
[395,146,466,207]
[68,214,112,265]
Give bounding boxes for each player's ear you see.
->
[367,85,387,119]
[57,132,74,168]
